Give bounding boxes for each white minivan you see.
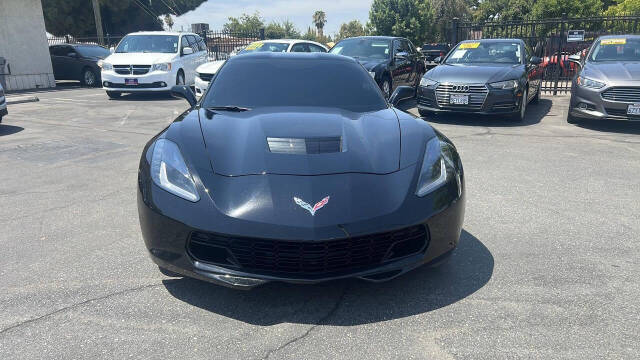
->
[99,31,207,98]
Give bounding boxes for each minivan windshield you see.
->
[589,38,640,62]
[329,38,391,60]
[115,35,179,54]
[445,41,523,64]
[203,56,387,112]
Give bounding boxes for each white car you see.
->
[0,83,7,123]
[99,31,207,98]
[194,39,328,99]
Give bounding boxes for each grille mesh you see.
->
[601,87,640,103]
[188,225,429,278]
[113,65,151,75]
[435,83,488,110]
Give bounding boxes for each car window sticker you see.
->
[459,42,480,49]
[601,38,626,45]
[245,42,264,50]
[451,49,467,59]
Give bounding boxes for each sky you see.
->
[172,0,374,37]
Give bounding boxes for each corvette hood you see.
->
[427,63,524,84]
[197,107,401,176]
[583,61,640,82]
[103,52,176,65]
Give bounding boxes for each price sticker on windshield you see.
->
[245,41,264,50]
[459,42,480,49]
[601,38,626,45]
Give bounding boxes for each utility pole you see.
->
[91,0,105,45]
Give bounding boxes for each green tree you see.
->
[42,0,206,37]
[223,12,265,33]
[164,14,174,30]
[474,0,533,21]
[531,0,603,19]
[265,20,301,39]
[312,11,327,38]
[368,0,435,45]
[430,0,473,40]
[336,20,367,40]
[605,0,640,14]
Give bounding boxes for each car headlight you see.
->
[489,79,518,90]
[577,76,605,89]
[150,139,199,202]
[416,137,460,197]
[98,60,112,71]
[420,77,438,87]
[152,63,172,72]
[368,71,376,79]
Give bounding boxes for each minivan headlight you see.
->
[416,137,459,197]
[150,139,199,202]
[577,76,605,89]
[152,63,172,72]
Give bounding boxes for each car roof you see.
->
[337,36,402,42]
[597,34,640,39]
[460,38,523,43]
[253,39,328,47]
[228,52,355,63]
[127,31,196,37]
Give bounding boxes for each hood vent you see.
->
[267,137,343,154]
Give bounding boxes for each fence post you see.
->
[553,13,567,96]
[259,28,265,40]
[450,18,459,45]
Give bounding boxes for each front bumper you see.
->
[417,84,522,115]
[569,83,640,121]
[101,69,175,92]
[138,167,465,289]
[194,76,209,99]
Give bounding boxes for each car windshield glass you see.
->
[75,46,110,58]
[589,38,640,62]
[203,57,387,112]
[238,42,289,54]
[422,45,448,51]
[329,38,391,59]
[445,41,522,64]
[115,35,179,53]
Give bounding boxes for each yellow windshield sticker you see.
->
[245,41,264,50]
[601,38,626,45]
[459,42,480,49]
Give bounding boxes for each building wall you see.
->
[0,0,55,91]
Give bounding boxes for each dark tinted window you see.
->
[186,35,198,50]
[75,45,110,58]
[197,37,207,52]
[204,57,387,112]
[308,44,326,53]
[290,43,308,52]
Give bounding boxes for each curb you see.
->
[6,96,39,105]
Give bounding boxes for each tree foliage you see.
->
[336,20,368,40]
[265,20,302,39]
[312,11,327,38]
[223,12,265,33]
[530,0,604,19]
[42,0,206,37]
[605,0,640,15]
[475,0,533,21]
[368,0,435,45]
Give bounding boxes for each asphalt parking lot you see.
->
[1,87,638,359]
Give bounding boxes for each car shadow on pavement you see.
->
[398,98,551,127]
[575,120,640,135]
[0,125,24,136]
[162,229,493,326]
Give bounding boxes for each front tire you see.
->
[532,83,541,104]
[510,88,527,122]
[81,68,98,87]
[381,77,391,99]
[106,91,121,99]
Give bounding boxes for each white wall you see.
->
[0,0,55,91]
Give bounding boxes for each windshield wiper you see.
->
[205,105,251,112]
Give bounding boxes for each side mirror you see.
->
[170,85,197,107]
[109,47,115,53]
[529,56,542,65]
[389,86,415,107]
[182,47,193,56]
[433,56,442,64]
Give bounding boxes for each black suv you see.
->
[330,36,425,98]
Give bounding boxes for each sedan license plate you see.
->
[125,78,138,86]
[627,104,640,116]
[450,94,469,105]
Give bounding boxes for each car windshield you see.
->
[115,35,179,53]
[203,57,387,112]
[589,38,640,62]
[445,41,522,64]
[75,45,110,58]
[329,38,391,59]
[422,45,448,51]
[238,42,289,54]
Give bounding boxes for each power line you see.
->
[132,0,160,20]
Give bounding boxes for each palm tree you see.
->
[312,10,327,39]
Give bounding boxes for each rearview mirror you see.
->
[182,47,193,56]
[171,85,196,107]
[529,56,542,65]
[389,86,415,107]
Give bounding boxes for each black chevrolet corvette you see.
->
[137,53,465,289]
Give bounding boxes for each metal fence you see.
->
[451,14,640,94]
[47,35,124,48]
[198,29,265,61]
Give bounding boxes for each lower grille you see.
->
[435,83,488,110]
[188,225,429,278]
[105,81,166,89]
[605,107,640,120]
[601,87,640,102]
[113,65,151,75]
